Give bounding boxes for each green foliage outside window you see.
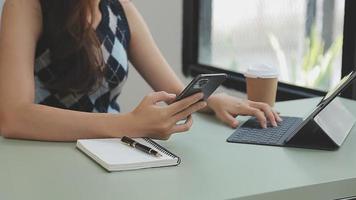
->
[269,24,343,90]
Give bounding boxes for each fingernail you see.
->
[272,121,278,127]
[200,102,207,107]
[233,121,239,128]
[263,123,267,129]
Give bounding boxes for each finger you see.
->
[170,115,193,133]
[241,107,267,128]
[145,91,176,104]
[172,101,207,122]
[273,110,283,122]
[168,92,204,115]
[216,111,239,128]
[249,102,277,127]
[252,108,268,128]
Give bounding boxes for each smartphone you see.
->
[173,73,228,103]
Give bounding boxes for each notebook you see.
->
[77,138,180,172]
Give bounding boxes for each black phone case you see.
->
[174,73,227,102]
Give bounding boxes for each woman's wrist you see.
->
[200,93,225,114]
[102,112,143,138]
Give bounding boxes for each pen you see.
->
[121,136,162,157]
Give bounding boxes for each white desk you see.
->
[0,98,356,200]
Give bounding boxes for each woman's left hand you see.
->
[207,93,282,129]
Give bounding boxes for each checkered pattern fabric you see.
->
[34,0,130,113]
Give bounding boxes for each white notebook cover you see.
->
[77,138,180,171]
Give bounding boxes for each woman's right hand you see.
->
[128,91,207,140]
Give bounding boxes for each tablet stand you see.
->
[286,97,356,150]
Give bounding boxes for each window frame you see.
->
[183,0,356,101]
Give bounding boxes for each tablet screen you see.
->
[318,71,355,107]
[323,72,353,101]
[285,71,356,144]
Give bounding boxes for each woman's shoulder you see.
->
[2,0,42,21]
[1,0,43,35]
[115,0,132,10]
[3,0,41,11]
[118,0,132,4]
[106,0,132,23]
[113,0,133,19]
[110,0,132,10]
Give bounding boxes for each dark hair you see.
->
[39,0,104,94]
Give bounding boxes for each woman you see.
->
[0,0,281,141]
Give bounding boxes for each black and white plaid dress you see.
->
[34,0,130,113]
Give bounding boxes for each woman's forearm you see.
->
[0,104,138,141]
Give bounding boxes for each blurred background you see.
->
[199,0,345,92]
[0,0,349,110]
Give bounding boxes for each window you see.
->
[183,0,356,100]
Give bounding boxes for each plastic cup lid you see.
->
[244,65,279,78]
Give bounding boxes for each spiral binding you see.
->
[143,138,181,165]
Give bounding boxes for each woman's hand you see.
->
[207,93,282,129]
[128,91,207,140]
